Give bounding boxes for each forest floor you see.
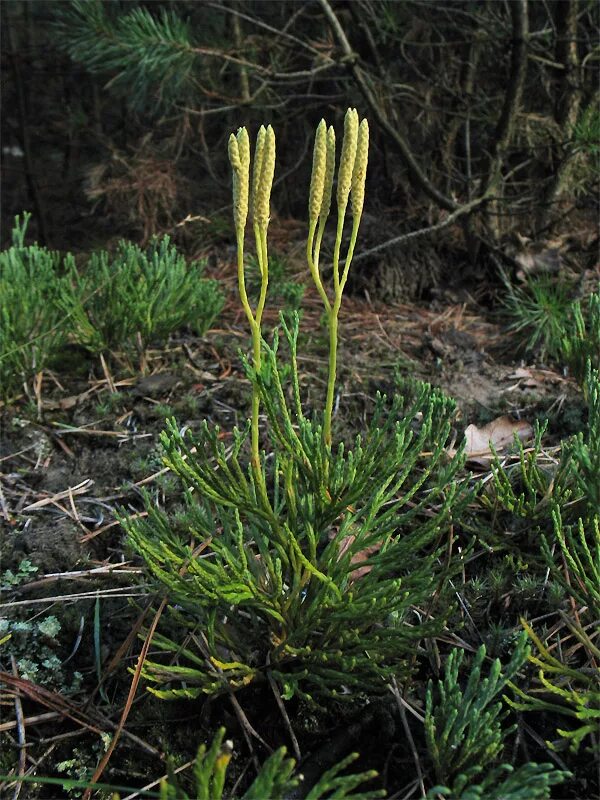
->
[0,227,597,798]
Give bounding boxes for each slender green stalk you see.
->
[324,294,341,447]
[340,217,361,292]
[235,228,261,477]
[323,213,360,447]
[228,124,275,494]
[309,123,336,316]
[251,224,270,479]
[306,220,331,312]
[236,233,255,333]
[305,109,367,449]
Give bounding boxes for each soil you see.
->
[0,237,597,798]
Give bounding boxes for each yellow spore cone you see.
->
[350,118,369,221]
[336,108,359,216]
[309,119,327,225]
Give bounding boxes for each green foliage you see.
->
[485,420,573,525]
[571,102,600,183]
[501,272,576,362]
[125,316,469,705]
[561,292,600,382]
[425,637,569,798]
[473,363,600,760]
[1,214,224,398]
[501,269,599,379]
[426,762,569,800]
[543,509,600,619]
[565,363,600,517]
[573,103,600,158]
[61,235,224,355]
[124,111,470,711]
[425,636,528,785]
[507,508,600,755]
[55,0,197,113]
[485,363,600,527]
[159,727,383,800]
[0,729,382,800]
[0,214,68,399]
[54,733,113,797]
[508,615,600,756]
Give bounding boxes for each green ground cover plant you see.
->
[424,636,568,798]
[481,359,600,765]
[501,272,578,363]
[485,360,599,534]
[0,615,83,693]
[507,498,600,756]
[0,221,224,400]
[1,727,382,800]
[501,264,599,378]
[561,292,600,382]
[0,213,68,399]
[2,0,599,792]
[124,110,470,708]
[114,110,600,797]
[2,107,597,798]
[509,609,600,757]
[0,557,38,588]
[60,235,224,358]
[157,727,383,800]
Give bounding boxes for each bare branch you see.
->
[317,0,458,212]
[344,195,490,267]
[488,0,530,169]
[539,0,583,229]
[206,1,328,61]
[482,0,530,237]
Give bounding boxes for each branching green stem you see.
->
[306,220,331,313]
[323,208,360,447]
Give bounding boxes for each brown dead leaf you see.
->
[505,367,547,390]
[337,533,382,580]
[509,367,540,380]
[506,367,566,387]
[42,388,96,411]
[462,415,533,467]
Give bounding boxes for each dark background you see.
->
[2,0,598,296]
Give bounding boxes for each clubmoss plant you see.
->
[484,361,600,530]
[228,123,275,488]
[125,111,469,705]
[561,291,600,381]
[544,508,600,618]
[508,617,600,756]
[158,727,383,800]
[0,728,383,799]
[425,762,569,800]
[306,109,369,446]
[425,637,569,798]
[60,235,224,361]
[0,213,69,400]
[485,421,573,524]
[565,361,600,518]
[506,506,600,755]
